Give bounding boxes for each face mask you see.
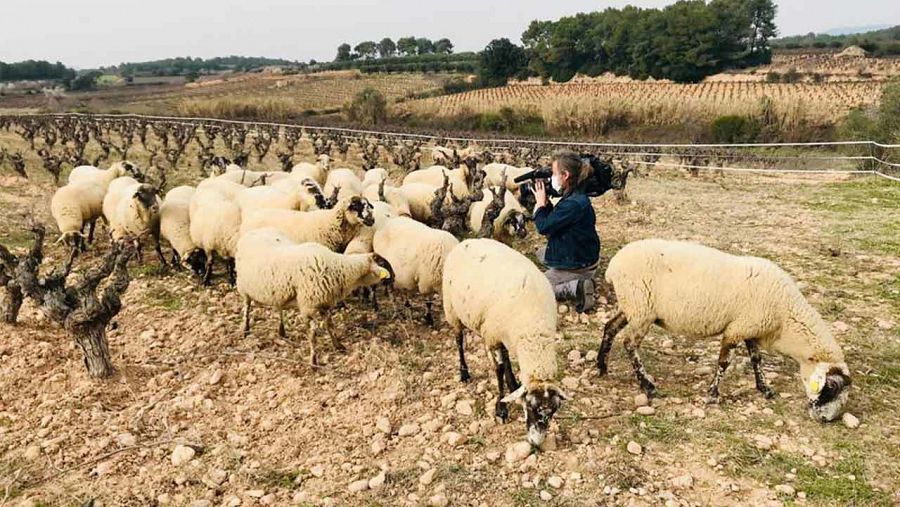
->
[551,175,562,192]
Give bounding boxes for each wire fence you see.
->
[4,112,900,182]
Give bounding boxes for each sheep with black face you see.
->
[442,239,569,446]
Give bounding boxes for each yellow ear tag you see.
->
[378,267,390,280]
[809,379,821,394]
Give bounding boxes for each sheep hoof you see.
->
[494,403,509,424]
[459,369,471,383]
[706,394,720,405]
[597,363,608,377]
[761,388,776,399]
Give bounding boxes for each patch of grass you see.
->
[145,287,183,311]
[509,489,542,506]
[129,263,162,278]
[805,178,900,256]
[255,468,300,489]
[628,414,687,444]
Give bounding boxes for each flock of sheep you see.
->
[45,148,853,445]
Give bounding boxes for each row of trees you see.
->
[336,37,454,61]
[0,60,75,82]
[510,0,777,84]
[113,56,300,77]
[771,25,900,56]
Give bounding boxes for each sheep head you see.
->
[502,382,570,447]
[803,362,852,423]
[503,210,528,240]
[344,196,375,227]
[182,248,208,279]
[354,253,394,289]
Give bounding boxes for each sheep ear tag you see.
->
[807,367,827,397]
[378,267,390,280]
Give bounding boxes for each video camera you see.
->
[513,154,614,198]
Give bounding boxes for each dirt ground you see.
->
[1,147,899,506]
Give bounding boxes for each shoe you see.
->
[576,279,595,314]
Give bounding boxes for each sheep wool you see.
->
[397,182,442,223]
[189,187,243,272]
[402,165,472,199]
[67,160,141,189]
[602,239,850,421]
[442,238,564,446]
[344,201,396,255]
[482,163,533,191]
[324,168,364,201]
[240,196,374,253]
[50,181,106,243]
[103,177,161,243]
[467,187,528,242]
[372,216,458,296]
[160,186,204,271]
[290,155,330,185]
[235,228,390,365]
[361,183,412,218]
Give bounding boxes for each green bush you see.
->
[710,115,761,143]
[765,72,781,83]
[344,87,388,125]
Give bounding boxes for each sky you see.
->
[1,0,898,69]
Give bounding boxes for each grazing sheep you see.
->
[361,168,389,189]
[67,160,143,188]
[324,168,364,201]
[362,180,412,218]
[443,238,568,446]
[235,228,392,365]
[598,239,851,422]
[396,182,445,224]
[402,164,476,200]
[189,187,242,285]
[240,196,375,253]
[373,216,459,326]
[215,168,286,187]
[50,181,106,251]
[468,185,529,243]
[102,177,165,266]
[290,154,331,185]
[196,177,247,201]
[160,186,206,276]
[236,178,323,214]
[482,163,533,191]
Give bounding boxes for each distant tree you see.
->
[478,38,529,87]
[335,43,353,62]
[66,71,102,91]
[354,41,378,60]
[345,87,388,125]
[415,37,435,55]
[377,38,397,58]
[397,37,418,56]
[434,38,454,54]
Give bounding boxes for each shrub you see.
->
[710,115,761,143]
[765,72,781,83]
[442,77,475,95]
[781,68,802,83]
[344,87,388,125]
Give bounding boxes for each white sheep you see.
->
[196,177,247,201]
[160,186,206,276]
[372,216,459,325]
[67,160,142,189]
[396,182,444,223]
[240,196,375,253]
[402,165,473,200]
[189,187,243,285]
[235,227,391,365]
[50,181,106,251]
[467,186,529,243]
[361,168,389,189]
[290,154,331,185]
[598,239,851,422]
[482,163,532,191]
[442,238,568,446]
[361,180,412,217]
[323,168,364,202]
[102,177,165,266]
[235,178,322,215]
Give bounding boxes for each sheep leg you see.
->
[500,344,520,392]
[745,340,776,399]
[621,319,656,397]
[241,296,251,337]
[225,258,236,287]
[171,250,183,271]
[305,318,319,366]
[278,310,286,338]
[202,252,215,286]
[455,329,471,382]
[707,342,736,404]
[424,298,435,327]
[325,313,344,352]
[491,349,510,423]
[87,220,96,244]
[597,311,627,376]
[154,236,167,269]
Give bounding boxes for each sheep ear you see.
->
[554,387,572,401]
[501,385,527,404]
